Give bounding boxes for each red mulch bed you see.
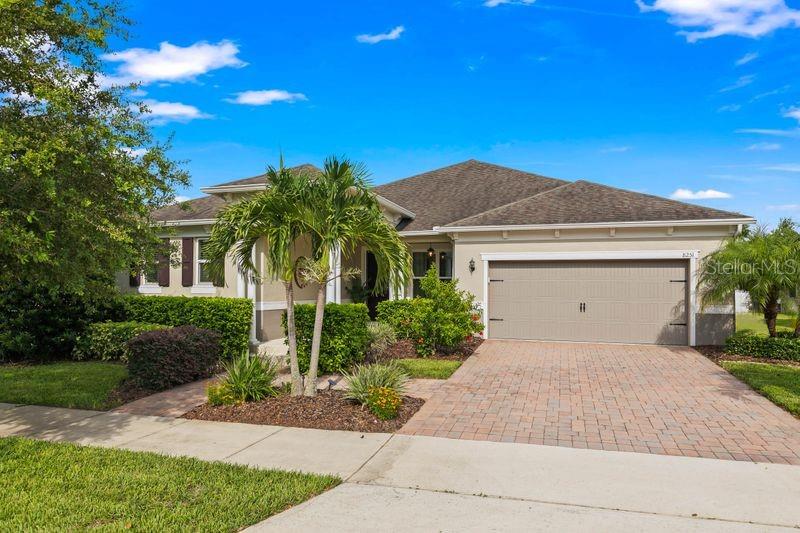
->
[379,336,484,362]
[183,390,424,432]
[696,345,800,367]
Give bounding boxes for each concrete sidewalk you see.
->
[2,403,799,531]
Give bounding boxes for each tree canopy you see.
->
[0,0,188,295]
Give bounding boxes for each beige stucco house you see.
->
[118,160,754,346]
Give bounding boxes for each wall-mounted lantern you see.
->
[468,258,476,274]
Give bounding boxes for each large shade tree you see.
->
[699,219,800,338]
[0,0,187,296]
[204,161,311,395]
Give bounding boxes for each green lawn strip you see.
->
[0,437,339,532]
[736,313,796,335]
[396,358,462,379]
[721,361,800,416]
[0,362,128,410]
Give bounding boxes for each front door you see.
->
[365,251,389,319]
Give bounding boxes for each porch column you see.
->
[248,248,258,344]
[326,245,342,303]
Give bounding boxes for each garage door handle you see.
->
[489,318,504,321]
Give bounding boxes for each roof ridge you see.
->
[445,180,576,226]
[573,179,747,218]
[374,159,564,190]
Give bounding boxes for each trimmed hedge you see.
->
[0,286,123,362]
[283,303,370,374]
[376,298,432,340]
[725,331,800,362]
[73,321,169,362]
[121,296,252,359]
[127,326,222,391]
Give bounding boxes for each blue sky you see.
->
[105,0,800,225]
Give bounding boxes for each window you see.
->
[411,248,453,297]
[143,261,158,285]
[197,238,212,284]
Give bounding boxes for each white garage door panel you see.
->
[488,260,687,345]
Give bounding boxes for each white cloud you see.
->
[751,85,790,101]
[670,188,732,200]
[746,142,781,151]
[101,40,245,87]
[174,195,191,203]
[719,74,755,92]
[735,52,759,66]
[736,107,800,137]
[225,89,307,106]
[356,26,405,44]
[767,204,800,211]
[636,0,800,42]
[717,103,741,112]
[122,147,148,158]
[599,146,632,153]
[484,0,536,6]
[140,99,212,125]
[764,163,800,172]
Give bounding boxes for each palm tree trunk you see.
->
[304,284,327,396]
[284,281,302,396]
[764,299,780,338]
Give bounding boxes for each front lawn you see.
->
[395,358,462,379]
[722,361,800,416]
[0,362,128,410]
[736,312,796,335]
[0,437,338,531]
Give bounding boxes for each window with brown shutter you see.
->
[157,238,170,287]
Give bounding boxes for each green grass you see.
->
[736,312,796,335]
[395,358,462,379]
[0,362,128,410]
[0,437,339,531]
[722,361,800,416]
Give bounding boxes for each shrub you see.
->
[210,352,279,405]
[127,326,222,391]
[725,331,800,362]
[0,285,123,362]
[344,362,408,405]
[366,386,402,420]
[377,268,483,356]
[283,303,370,374]
[366,322,396,361]
[207,383,237,407]
[73,321,168,362]
[121,296,252,359]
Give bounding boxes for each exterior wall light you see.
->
[469,258,476,273]
[427,246,435,258]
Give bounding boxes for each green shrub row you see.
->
[127,326,222,391]
[283,303,370,374]
[725,331,800,362]
[73,321,169,362]
[121,296,252,359]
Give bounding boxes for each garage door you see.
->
[487,260,688,345]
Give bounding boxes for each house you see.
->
[118,160,754,346]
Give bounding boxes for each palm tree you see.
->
[204,160,311,395]
[297,157,411,396]
[699,219,800,338]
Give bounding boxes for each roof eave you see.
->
[435,217,756,233]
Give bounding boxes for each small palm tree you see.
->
[298,157,411,396]
[699,219,800,338]
[204,159,311,395]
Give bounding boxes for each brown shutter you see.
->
[157,238,170,287]
[129,270,141,287]
[181,237,193,287]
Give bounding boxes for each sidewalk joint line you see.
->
[221,426,287,460]
[345,433,395,482]
[349,480,796,530]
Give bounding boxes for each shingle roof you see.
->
[445,180,748,227]
[209,163,322,188]
[152,159,750,228]
[373,160,569,232]
[151,195,227,222]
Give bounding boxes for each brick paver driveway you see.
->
[400,340,800,464]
